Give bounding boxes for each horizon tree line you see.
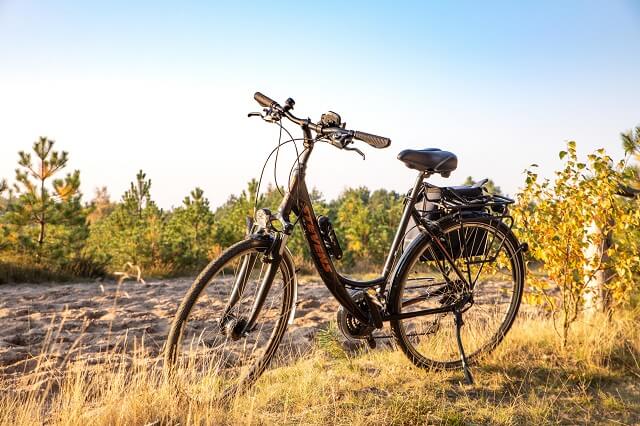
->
[1,132,639,341]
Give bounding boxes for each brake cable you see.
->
[253,136,304,217]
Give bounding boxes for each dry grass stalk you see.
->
[0,308,638,425]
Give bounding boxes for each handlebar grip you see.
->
[254,92,277,108]
[353,130,391,149]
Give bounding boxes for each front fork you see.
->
[220,230,287,340]
[241,233,286,333]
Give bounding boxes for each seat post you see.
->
[381,171,426,277]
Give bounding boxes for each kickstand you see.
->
[366,335,377,349]
[454,310,474,385]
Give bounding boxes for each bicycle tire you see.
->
[164,236,296,397]
[389,218,525,370]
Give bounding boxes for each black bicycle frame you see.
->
[275,123,471,326]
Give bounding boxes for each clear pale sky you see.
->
[1,1,639,208]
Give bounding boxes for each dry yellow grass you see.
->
[1,310,639,425]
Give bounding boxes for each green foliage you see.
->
[209,181,402,270]
[123,170,152,218]
[3,129,639,297]
[211,179,259,249]
[86,187,116,225]
[621,125,640,157]
[333,187,402,266]
[366,189,404,262]
[0,179,8,216]
[335,187,371,263]
[0,137,88,269]
[161,187,216,271]
[84,170,165,273]
[513,140,640,345]
[620,125,640,192]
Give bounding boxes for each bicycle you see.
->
[164,92,527,397]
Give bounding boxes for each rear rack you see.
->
[438,187,514,212]
[411,183,516,240]
[413,183,514,215]
[411,184,517,269]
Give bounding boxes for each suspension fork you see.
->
[222,252,258,318]
[219,219,260,328]
[238,234,286,335]
[218,233,287,339]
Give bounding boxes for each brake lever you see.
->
[344,146,365,160]
[248,108,281,122]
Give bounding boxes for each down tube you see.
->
[290,184,370,324]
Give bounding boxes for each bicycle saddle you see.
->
[397,148,458,176]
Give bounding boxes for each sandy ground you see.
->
[0,272,525,388]
[0,277,340,380]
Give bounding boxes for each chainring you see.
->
[336,290,375,342]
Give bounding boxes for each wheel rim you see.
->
[396,221,521,366]
[171,245,293,396]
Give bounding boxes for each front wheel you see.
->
[164,237,296,398]
[389,218,525,370]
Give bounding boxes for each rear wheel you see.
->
[164,237,295,398]
[390,218,524,370]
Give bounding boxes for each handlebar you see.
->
[253,91,391,150]
[353,130,391,149]
[254,92,277,108]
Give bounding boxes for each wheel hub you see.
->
[220,316,247,341]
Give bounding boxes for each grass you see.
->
[0,256,194,285]
[0,253,108,284]
[1,310,639,425]
[0,259,77,284]
[0,257,390,285]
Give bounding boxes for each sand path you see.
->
[0,277,339,378]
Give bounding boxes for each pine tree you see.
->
[0,179,9,252]
[3,137,86,263]
[368,189,403,262]
[123,170,152,218]
[0,179,8,212]
[84,170,164,272]
[620,125,640,191]
[213,179,259,247]
[162,187,215,269]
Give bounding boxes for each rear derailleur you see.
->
[439,279,474,312]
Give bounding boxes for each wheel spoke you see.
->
[165,241,294,398]
[391,220,523,367]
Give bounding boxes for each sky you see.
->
[1,1,639,209]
